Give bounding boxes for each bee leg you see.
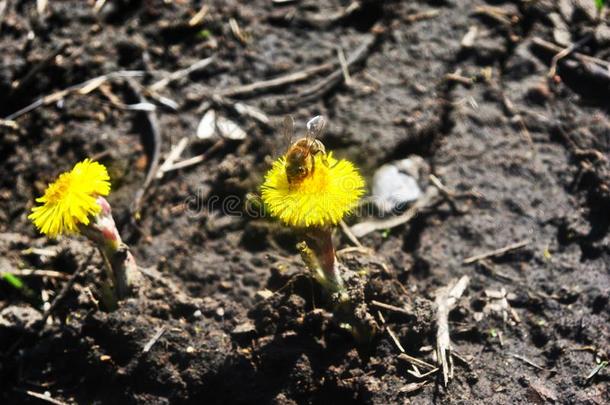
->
[313,149,329,167]
[310,153,316,174]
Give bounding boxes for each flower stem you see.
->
[304,227,345,293]
[81,197,139,306]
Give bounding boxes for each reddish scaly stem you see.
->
[81,196,139,302]
[305,226,344,291]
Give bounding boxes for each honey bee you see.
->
[282,115,328,185]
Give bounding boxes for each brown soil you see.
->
[1,1,609,404]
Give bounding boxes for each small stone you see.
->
[256,289,274,300]
[595,24,610,46]
[197,109,216,139]
[215,307,225,317]
[232,322,256,336]
[0,305,42,331]
[549,13,572,46]
[372,156,427,214]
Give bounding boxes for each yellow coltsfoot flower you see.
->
[29,159,111,237]
[261,152,365,228]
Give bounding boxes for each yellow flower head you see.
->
[29,159,111,237]
[261,152,365,228]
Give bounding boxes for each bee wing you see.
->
[282,115,295,143]
[272,115,295,158]
[304,115,326,154]
[306,115,326,140]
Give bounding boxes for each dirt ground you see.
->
[1,0,609,404]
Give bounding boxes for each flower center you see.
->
[46,174,73,203]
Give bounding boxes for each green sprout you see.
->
[2,273,24,290]
[2,273,36,300]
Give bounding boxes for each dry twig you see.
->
[143,326,167,353]
[126,79,162,219]
[435,275,470,386]
[350,187,439,238]
[462,240,529,265]
[157,137,189,179]
[548,34,592,78]
[35,253,94,337]
[23,390,69,405]
[405,9,440,23]
[585,361,608,383]
[162,138,225,173]
[473,5,514,26]
[287,31,380,106]
[215,62,334,97]
[371,300,412,316]
[339,220,362,247]
[509,352,545,371]
[351,175,479,238]
[4,269,69,279]
[150,56,215,92]
[4,70,145,121]
[532,37,610,70]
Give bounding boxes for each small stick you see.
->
[21,247,58,257]
[4,269,69,279]
[509,353,545,371]
[585,361,608,382]
[11,42,67,93]
[532,37,610,69]
[211,95,272,126]
[4,70,145,121]
[188,4,209,26]
[405,9,440,23]
[156,137,189,179]
[408,366,439,379]
[0,118,19,129]
[350,187,439,238]
[387,326,405,352]
[0,1,8,24]
[336,46,353,86]
[339,220,362,247]
[35,253,94,337]
[445,72,473,86]
[462,240,529,264]
[127,79,162,219]
[163,138,225,172]
[371,300,412,316]
[93,0,107,13]
[23,390,69,405]
[378,311,405,353]
[5,251,93,356]
[548,34,592,78]
[435,275,470,386]
[399,381,429,393]
[292,32,379,105]
[473,5,513,26]
[149,56,215,92]
[398,353,437,371]
[502,93,534,150]
[351,177,479,238]
[216,62,334,97]
[143,326,166,353]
